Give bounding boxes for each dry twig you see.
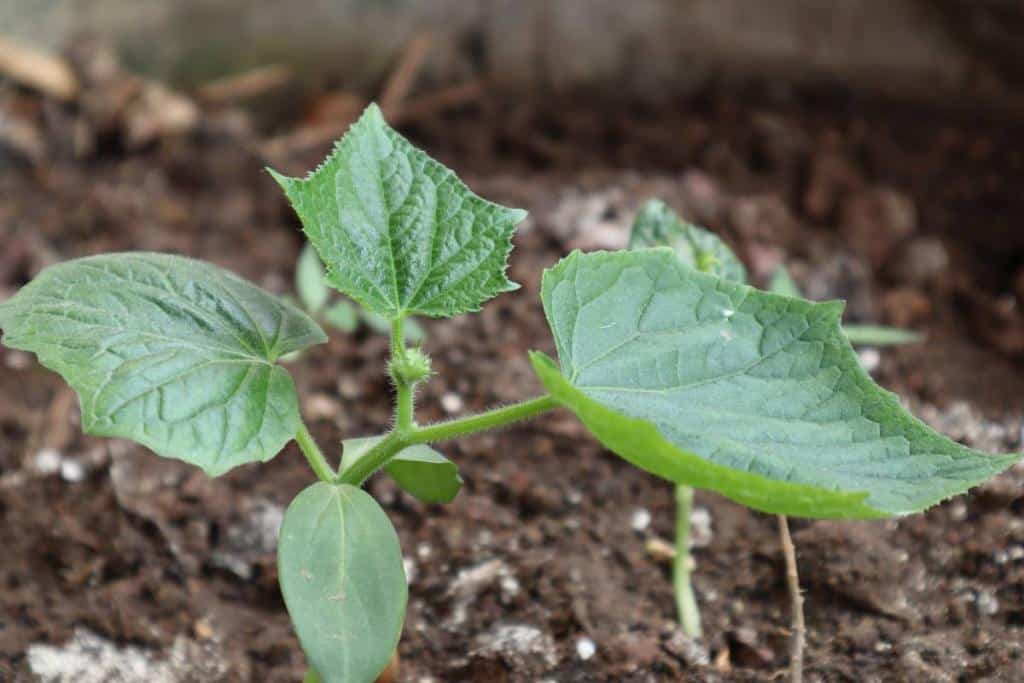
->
[0,36,78,100]
[777,514,805,683]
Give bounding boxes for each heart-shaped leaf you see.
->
[534,249,1018,517]
[341,436,462,503]
[0,253,326,475]
[629,199,747,284]
[278,482,407,683]
[271,103,527,320]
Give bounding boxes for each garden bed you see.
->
[1,70,1023,681]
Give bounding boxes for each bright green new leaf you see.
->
[629,199,747,284]
[842,324,923,347]
[324,300,359,333]
[0,253,326,476]
[534,249,1017,517]
[296,243,330,315]
[270,103,527,320]
[340,436,462,503]
[278,482,407,683]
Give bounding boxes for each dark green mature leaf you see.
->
[0,253,326,475]
[340,436,461,503]
[629,199,747,283]
[535,249,1017,517]
[278,482,406,683]
[270,103,527,320]
[296,243,330,315]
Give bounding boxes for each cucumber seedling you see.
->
[0,105,1016,683]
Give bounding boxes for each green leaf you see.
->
[324,300,359,333]
[0,253,326,476]
[386,445,462,503]
[270,103,527,320]
[768,265,802,298]
[629,199,747,284]
[768,266,919,346]
[278,482,407,683]
[296,243,330,315]
[534,249,1018,517]
[842,324,922,347]
[340,436,462,503]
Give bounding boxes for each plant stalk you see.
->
[295,420,337,483]
[390,317,415,431]
[777,514,805,683]
[337,395,558,486]
[409,395,558,444]
[673,484,702,638]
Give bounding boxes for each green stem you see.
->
[391,317,414,431]
[674,484,702,638]
[337,395,558,486]
[295,420,336,483]
[408,395,558,445]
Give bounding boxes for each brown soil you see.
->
[2,73,1024,681]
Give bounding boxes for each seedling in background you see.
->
[294,241,425,342]
[629,200,923,674]
[0,105,1016,683]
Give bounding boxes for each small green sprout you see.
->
[0,105,1016,683]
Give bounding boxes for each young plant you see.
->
[629,199,924,642]
[0,105,1017,683]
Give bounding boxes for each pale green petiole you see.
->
[295,420,337,483]
[674,484,702,638]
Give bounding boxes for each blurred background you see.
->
[1,2,1023,681]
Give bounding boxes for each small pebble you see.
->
[631,508,651,532]
[403,557,417,585]
[690,507,713,547]
[948,501,968,522]
[976,590,999,616]
[857,348,881,373]
[4,350,31,369]
[441,392,464,414]
[34,448,62,475]
[60,458,86,483]
[576,636,597,661]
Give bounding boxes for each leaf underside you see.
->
[629,199,747,284]
[278,483,407,683]
[535,249,1017,518]
[0,253,326,475]
[271,103,527,320]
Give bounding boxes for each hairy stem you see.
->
[391,318,415,431]
[673,484,702,638]
[337,395,558,486]
[409,395,558,445]
[295,420,337,483]
[777,514,805,683]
